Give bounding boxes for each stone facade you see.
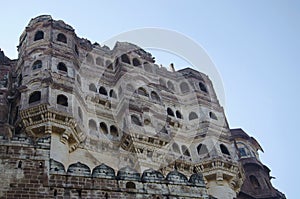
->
[0,15,285,199]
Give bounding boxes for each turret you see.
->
[231,128,286,199]
[17,15,86,166]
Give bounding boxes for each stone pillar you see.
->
[207,180,237,199]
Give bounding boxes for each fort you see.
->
[0,15,285,199]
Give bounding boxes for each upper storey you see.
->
[17,15,220,104]
[230,128,286,199]
[15,15,232,142]
[230,128,263,161]
[15,15,232,162]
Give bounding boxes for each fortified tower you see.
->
[15,15,243,199]
[0,15,285,199]
[16,15,86,166]
[231,129,286,199]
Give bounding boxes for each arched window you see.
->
[220,144,230,155]
[106,60,113,70]
[131,115,142,126]
[77,190,82,198]
[125,182,136,189]
[29,91,41,104]
[167,81,175,91]
[137,87,148,97]
[160,126,168,134]
[32,60,42,70]
[151,91,160,102]
[18,160,22,169]
[159,78,166,87]
[99,86,107,95]
[189,112,198,120]
[57,62,67,72]
[132,58,141,66]
[110,125,119,137]
[86,53,94,64]
[121,54,130,64]
[76,74,81,86]
[176,110,182,119]
[100,122,108,134]
[114,58,119,67]
[89,120,98,138]
[57,94,68,107]
[96,57,103,66]
[199,82,208,93]
[181,145,191,157]
[238,148,247,157]
[249,175,261,189]
[237,143,249,157]
[172,143,180,154]
[109,89,117,99]
[209,112,218,120]
[78,107,83,121]
[197,144,208,155]
[57,33,67,43]
[75,45,79,55]
[180,82,190,93]
[89,119,97,131]
[167,108,174,117]
[34,31,44,41]
[89,83,97,92]
[18,74,22,86]
[54,189,57,197]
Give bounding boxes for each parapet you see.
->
[50,159,206,187]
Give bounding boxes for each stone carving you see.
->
[50,159,65,174]
[141,168,164,183]
[117,166,140,181]
[166,170,188,184]
[189,173,205,187]
[67,162,91,176]
[92,163,115,179]
[0,15,286,199]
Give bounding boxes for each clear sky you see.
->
[1,1,299,198]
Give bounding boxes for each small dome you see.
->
[92,163,115,179]
[189,173,205,187]
[166,170,188,184]
[117,166,140,181]
[67,162,91,177]
[141,169,164,182]
[49,159,65,174]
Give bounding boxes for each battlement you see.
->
[0,15,286,199]
[0,134,208,198]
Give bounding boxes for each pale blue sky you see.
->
[1,1,299,198]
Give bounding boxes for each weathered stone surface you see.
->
[141,168,164,183]
[92,163,115,179]
[0,15,285,199]
[117,166,140,181]
[67,162,91,176]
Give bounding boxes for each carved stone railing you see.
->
[19,103,86,152]
[194,156,245,194]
